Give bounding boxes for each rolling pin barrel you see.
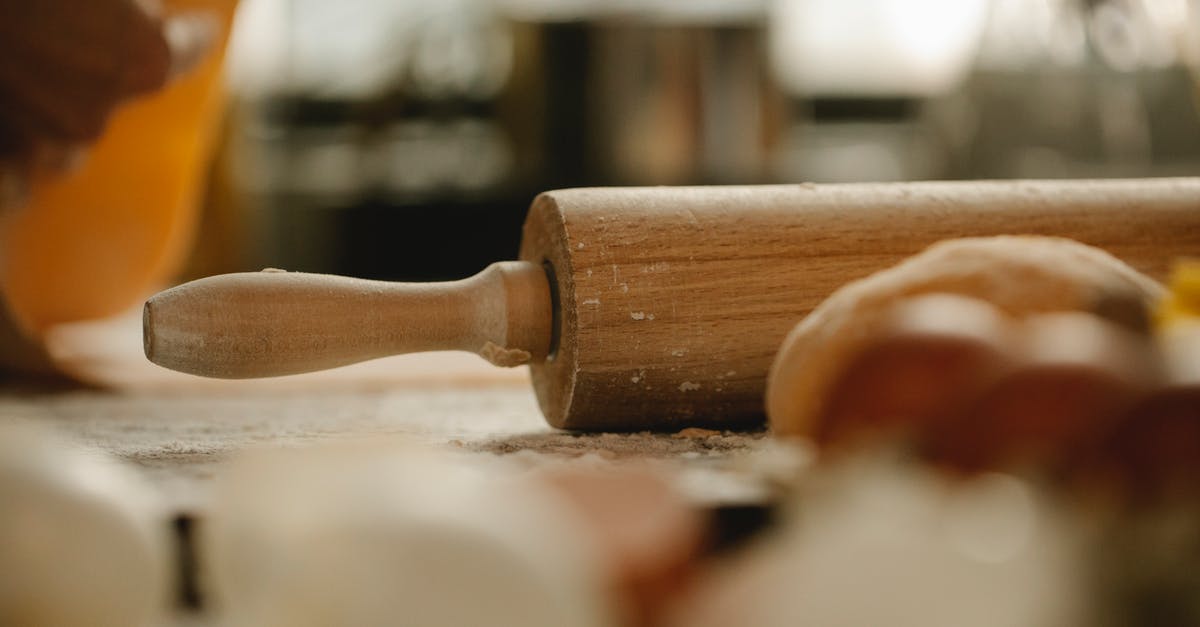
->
[145,179,1200,431]
[519,179,1200,430]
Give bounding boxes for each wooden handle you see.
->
[143,262,552,378]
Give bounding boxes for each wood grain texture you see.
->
[519,179,1200,430]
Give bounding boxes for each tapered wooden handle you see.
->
[143,262,552,378]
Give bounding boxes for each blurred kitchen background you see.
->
[191,0,1200,282]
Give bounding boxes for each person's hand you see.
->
[0,0,216,207]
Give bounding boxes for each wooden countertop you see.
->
[1,308,804,514]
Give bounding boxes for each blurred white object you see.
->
[226,0,511,99]
[203,440,615,627]
[495,0,766,22]
[769,0,989,96]
[975,0,1193,72]
[668,456,1087,627]
[0,423,170,627]
[223,0,291,98]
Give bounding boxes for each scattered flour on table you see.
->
[469,428,766,459]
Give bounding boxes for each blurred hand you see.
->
[0,0,216,207]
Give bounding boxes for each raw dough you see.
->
[767,236,1163,437]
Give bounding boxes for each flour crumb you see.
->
[582,298,601,306]
[679,381,701,392]
[641,261,670,273]
[471,429,767,459]
[630,311,646,320]
[478,342,532,367]
[673,427,721,439]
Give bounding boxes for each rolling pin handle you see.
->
[142,261,553,378]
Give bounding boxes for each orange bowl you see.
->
[1,0,239,338]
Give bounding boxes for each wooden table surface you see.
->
[3,362,803,510]
[0,308,811,625]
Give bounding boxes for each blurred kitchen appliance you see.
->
[208,0,1200,281]
[499,1,782,187]
[929,0,1200,179]
[215,0,784,281]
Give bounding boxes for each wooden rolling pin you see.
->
[144,179,1200,430]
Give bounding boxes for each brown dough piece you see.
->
[1063,323,1200,500]
[920,311,1156,473]
[767,236,1163,438]
[536,466,706,627]
[812,293,1017,449]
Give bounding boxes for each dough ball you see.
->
[767,236,1163,438]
